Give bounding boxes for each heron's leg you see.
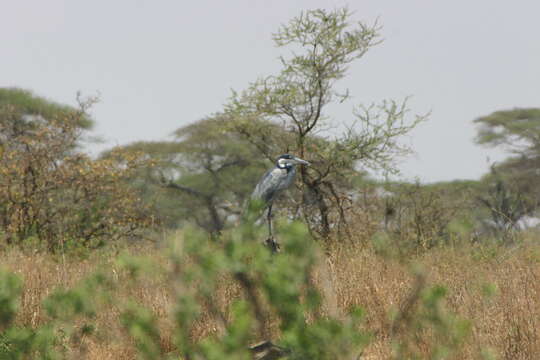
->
[267,204,273,238]
[265,204,280,253]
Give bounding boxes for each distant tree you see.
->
[475,167,537,243]
[474,108,540,228]
[0,88,93,149]
[105,116,269,234]
[474,108,540,184]
[0,88,152,250]
[226,8,425,238]
[101,140,188,230]
[474,108,540,155]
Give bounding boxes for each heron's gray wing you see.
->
[251,168,286,204]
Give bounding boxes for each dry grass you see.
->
[3,238,540,359]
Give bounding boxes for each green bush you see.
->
[0,218,474,359]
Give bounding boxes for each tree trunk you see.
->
[307,181,330,238]
[206,198,224,235]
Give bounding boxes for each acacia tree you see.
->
[226,8,425,238]
[474,108,540,155]
[106,116,270,234]
[0,88,93,153]
[474,108,540,235]
[0,88,152,250]
[474,108,540,183]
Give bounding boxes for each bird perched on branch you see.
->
[250,154,310,252]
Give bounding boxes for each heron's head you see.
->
[276,154,310,169]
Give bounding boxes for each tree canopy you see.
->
[0,88,151,250]
[474,107,540,236]
[0,87,94,130]
[103,116,270,233]
[474,107,540,156]
[226,8,425,238]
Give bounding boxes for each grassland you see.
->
[2,232,539,360]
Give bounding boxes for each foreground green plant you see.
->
[0,217,477,359]
[156,217,370,359]
[0,269,112,360]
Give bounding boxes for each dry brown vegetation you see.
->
[3,233,540,360]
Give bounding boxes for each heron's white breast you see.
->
[270,167,287,177]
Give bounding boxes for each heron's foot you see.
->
[264,237,280,253]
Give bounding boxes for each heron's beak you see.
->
[293,157,310,166]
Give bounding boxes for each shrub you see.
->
[0,100,153,251]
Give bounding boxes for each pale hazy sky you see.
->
[2,1,539,182]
